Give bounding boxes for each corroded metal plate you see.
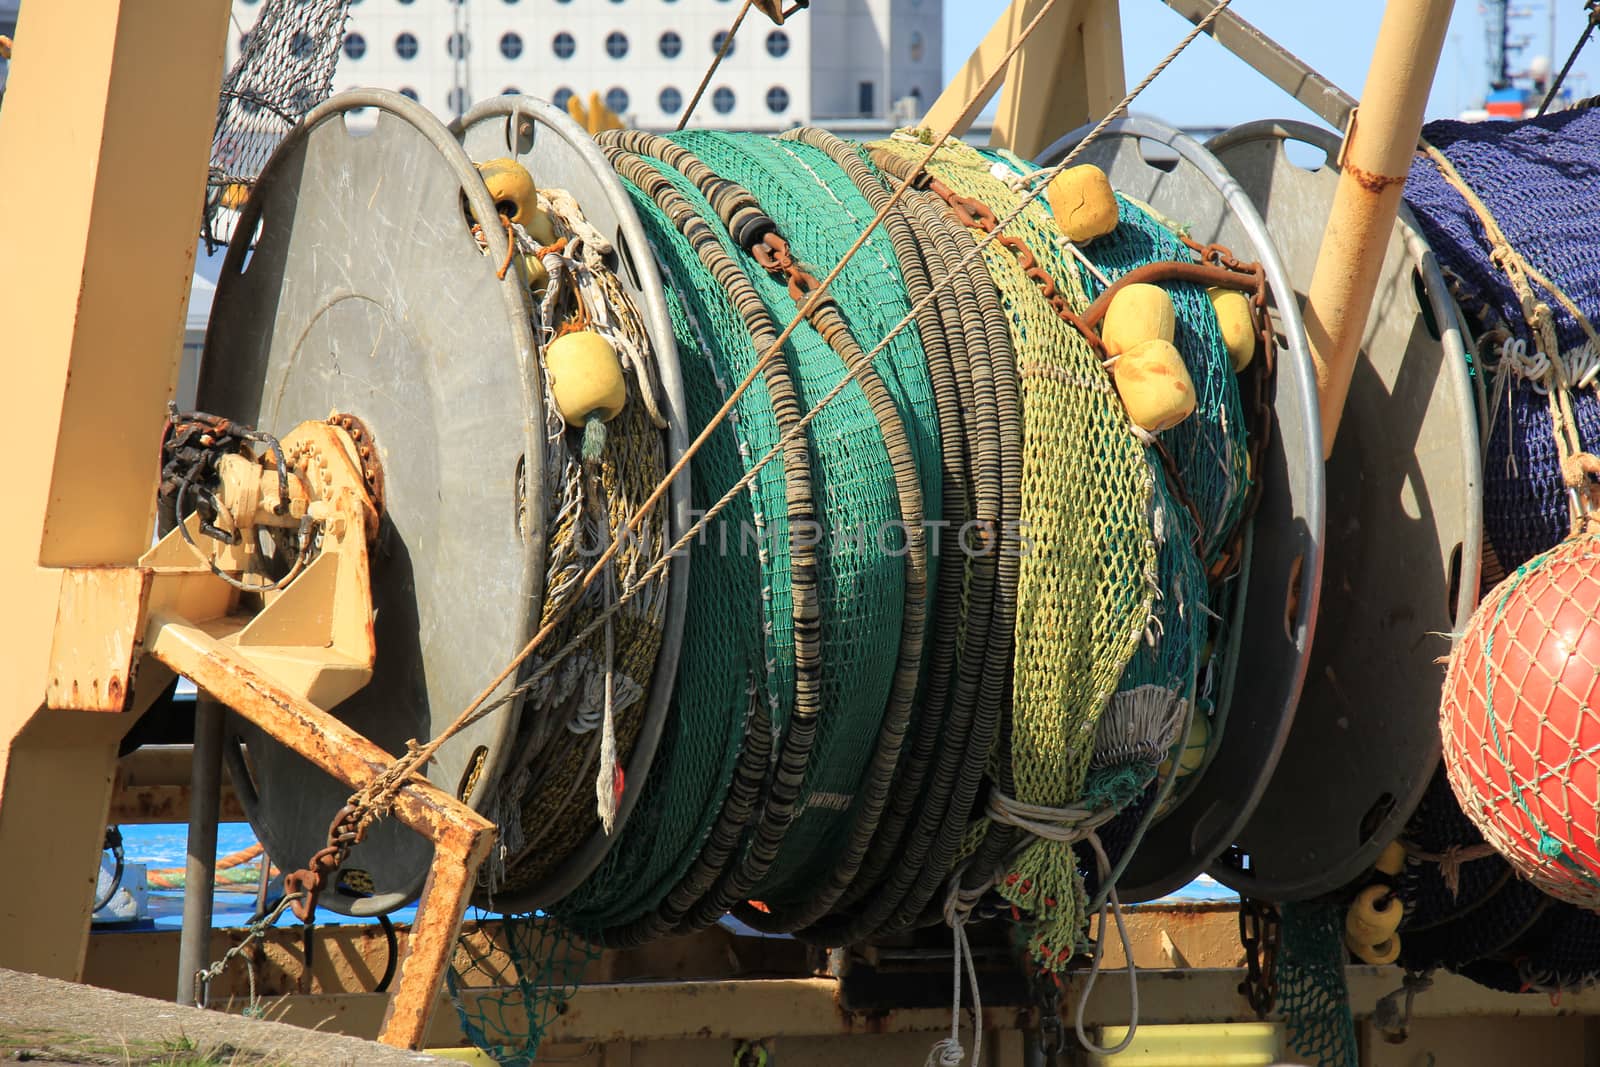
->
[201,89,542,915]
[1206,120,1480,900]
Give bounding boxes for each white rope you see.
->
[929,872,991,1067]
[985,790,1120,844]
[1073,832,1141,1057]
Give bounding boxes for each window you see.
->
[909,31,925,62]
[290,87,313,114]
[765,86,789,114]
[766,30,789,58]
[552,32,575,59]
[239,33,251,51]
[858,80,875,116]
[395,32,419,60]
[398,86,419,101]
[500,32,523,60]
[398,0,414,5]
[605,87,629,115]
[343,32,366,60]
[605,31,629,59]
[712,86,735,114]
[448,86,469,116]
[447,32,470,59]
[290,31,314,60]
[553,87,575,111]
[659,31,682,59]
[659,87,682,114]
[503,0,519,4]
[712,30,735,57]
[502,86,521,96]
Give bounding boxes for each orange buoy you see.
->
[1440,534,1600,907]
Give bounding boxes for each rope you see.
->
[678,0,756,131]
[1419,140,1600,535]
[1538,1,1600,117]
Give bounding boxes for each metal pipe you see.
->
[175,696,224,1006]
[1303,0,1454,458]
[1161,0,1356,130]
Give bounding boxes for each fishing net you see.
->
[553,249,778,935]
[1277,901,1359,1067]
[447,915,597,1067]
[460,196,672,899]
[872,136,1156,968]
[205,0,353,249]
[1405,106,1600,573]
[558,127,919,937]
[1063,189,1251,567]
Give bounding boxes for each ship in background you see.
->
[1460,0,1586,119]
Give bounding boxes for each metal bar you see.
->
[1161,0,1357,130]
[175,697,224,1006]
[270,967,1600,1047]
[145,616,495,1049]
[1303,0,1455,456]
[0,0,231,981]
[922,0,1098,142]
[377,836,491,1047]
[991,0,1127,158]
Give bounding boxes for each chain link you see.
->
[1237,896,1281,1018]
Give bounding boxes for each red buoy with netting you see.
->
[1441,534,1600,907]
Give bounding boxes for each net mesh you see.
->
[1277,901,1359,1067]
[1065,189,1251,567]
[1405,107,1600,574]
[871,137,1156,968]
[447,915,597,1067]
[204,0,353,249]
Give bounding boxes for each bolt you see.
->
[359,445,372,459]
[364,467,376,481]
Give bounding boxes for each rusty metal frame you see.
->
[130,419,494,1048]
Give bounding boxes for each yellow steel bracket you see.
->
[123,418,494,1050]
[42,417,491,1048]
[922,0,1126,159]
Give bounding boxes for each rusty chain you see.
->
[1237,896,1281,1018]
[1177,232,1279,584]
[750,231,828,306]
[281,803,369,921]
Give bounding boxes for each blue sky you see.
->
[944,2,1599,129]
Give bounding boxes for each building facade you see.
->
[227,0,942,133]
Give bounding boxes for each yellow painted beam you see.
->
[923,0,1125,156]
[991,0,1126,159]
[1304,0,1454,455]
[0,0,230,980]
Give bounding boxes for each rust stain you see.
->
[1345,161,1405,195]
[106,676,124,706]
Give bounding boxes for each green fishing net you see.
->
[447,914,598,1066]
[1279,900,1360,1067]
